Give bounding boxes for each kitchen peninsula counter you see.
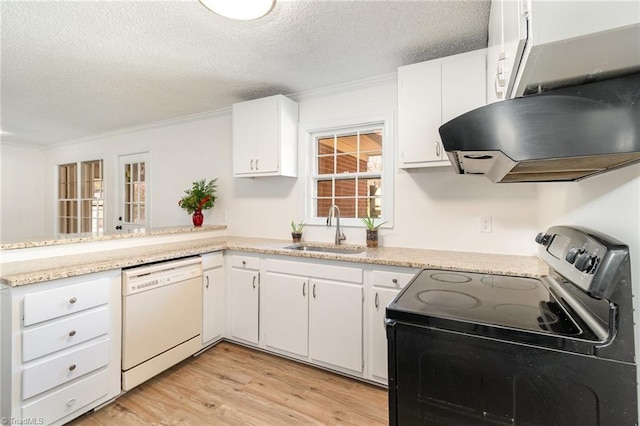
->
[1,235,548,287]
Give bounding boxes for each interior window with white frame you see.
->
[57,159,104,234]
[308,120,392,226]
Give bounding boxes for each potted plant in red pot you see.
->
[178,178,218,227]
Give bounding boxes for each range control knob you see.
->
[574,253,599,274]
[535,232,551,245]
[565,247,585,264]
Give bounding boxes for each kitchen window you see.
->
[57,159,104,234]
[306,116,393,227]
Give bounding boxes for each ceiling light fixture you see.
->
[199,0,276,20]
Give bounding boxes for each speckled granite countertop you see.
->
[0,224,227,250]
[0,236,548,287]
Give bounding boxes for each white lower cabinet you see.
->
[201,252,224,346]
[227,254,419,385]
[229,255,260,345]
[370,288,401,382]
[309,278,363,373]
[263,272,309,357]
[0,270,121,426]
[263,258,364,375]
[368,266,419,385]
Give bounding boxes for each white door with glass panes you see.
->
[118,153,149,231]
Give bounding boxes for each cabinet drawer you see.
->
[22,307,109,362]
[22,369,109,425]
[22,338,109,399]
[201,251,223,269]
[23,279,109,326]
[231,255,260,270]
[372,269,417,289]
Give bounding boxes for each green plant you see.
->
[361,215,387,230]
[290,220,305,233]
[178,178,218,214]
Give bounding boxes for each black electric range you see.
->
[386,226,637,426]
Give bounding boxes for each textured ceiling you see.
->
[1,0,490,146]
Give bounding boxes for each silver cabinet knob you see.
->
[69,297,77,304]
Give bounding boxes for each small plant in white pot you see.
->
[290,220,305,243]
[362,216,387,248]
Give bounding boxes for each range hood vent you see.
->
[439,72,640,183]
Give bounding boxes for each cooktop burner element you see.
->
[417,290,480,309]
[429,272,472,283]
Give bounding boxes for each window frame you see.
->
[302,114,394,228]
[56,158,104,235]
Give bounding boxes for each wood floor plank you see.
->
[69,341,388,425]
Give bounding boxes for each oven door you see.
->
[386,320,637,426]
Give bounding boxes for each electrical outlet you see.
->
[480,216,492,233]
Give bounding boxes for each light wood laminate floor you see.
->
[70,341,388,425]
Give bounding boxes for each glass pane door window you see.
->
[118,153,149,230]
[57,160,104,234]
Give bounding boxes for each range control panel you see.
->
[535,226,628,298]
[122,257,202,296]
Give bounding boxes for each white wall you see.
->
[2,79,543,255]
[221,82,541,254]
[40,114,232,236]
[0,143,45,241]
[7,77,636,259]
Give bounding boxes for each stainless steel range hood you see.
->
[439,73,640,183]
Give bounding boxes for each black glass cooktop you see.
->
[387,270,582,338]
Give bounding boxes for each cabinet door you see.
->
[370,287,400,384]
[252,96,279,174]
[230,268,259,344]
[232,101,256,175]
[263,272,308,357]
[501,0,527,97]
[202,267,224,345]
[442,52,487,124]
[398,61,443,167]
[309,279,363,373]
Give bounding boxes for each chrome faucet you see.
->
[327,204,346,245]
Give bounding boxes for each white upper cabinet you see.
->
[487,0,527,103]
[488,0,640,101]
[232,94,298,178]
[398,49,487,168]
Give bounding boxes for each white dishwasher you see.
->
[121,257,203,391]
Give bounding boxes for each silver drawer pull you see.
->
[392,278,398,284]
[67,398,77,407]
[68,364,77,371]
[68,330,76,337]
[69,297,77,304]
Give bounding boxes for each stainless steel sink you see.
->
[284,244,365,255]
